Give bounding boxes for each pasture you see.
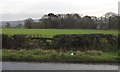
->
[2,28,118,37]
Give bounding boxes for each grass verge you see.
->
[2,49,118,63]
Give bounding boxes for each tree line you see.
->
[25,12,119,29]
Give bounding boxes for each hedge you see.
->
[2,34,119,51]
[53,34,118,51]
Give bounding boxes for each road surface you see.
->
[2,62,119,70]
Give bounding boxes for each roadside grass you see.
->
[2,49,118,63]
[2,28,118,37]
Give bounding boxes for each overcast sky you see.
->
[0,0,119,21]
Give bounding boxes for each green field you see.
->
[2,28,118,37]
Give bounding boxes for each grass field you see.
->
[2,28,118,37]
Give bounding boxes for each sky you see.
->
[0,0,119,21]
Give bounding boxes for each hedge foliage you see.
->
[53,34,118,51]
[2,34,119,51]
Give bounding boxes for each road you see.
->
[2,62,119,70]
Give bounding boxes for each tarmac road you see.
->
[2,62,119,70]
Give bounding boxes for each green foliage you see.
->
[84,50,103,55]
[53,34,118,51]
[2,34,119,52]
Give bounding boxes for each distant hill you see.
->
[1,19,40,28]
[1,20,24,27]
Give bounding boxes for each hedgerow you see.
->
[2,34,119,51]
